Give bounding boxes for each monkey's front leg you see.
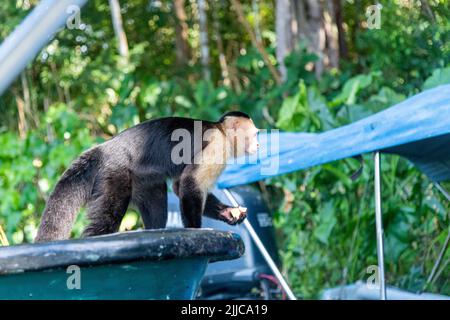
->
[179,176,205,228]
[203,193,247,225]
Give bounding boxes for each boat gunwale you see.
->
[0,229,245,274]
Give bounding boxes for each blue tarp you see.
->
[218,84,450,188]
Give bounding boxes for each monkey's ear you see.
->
[223,117,240,131]
[231,118,241,130]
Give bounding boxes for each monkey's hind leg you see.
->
[82,171,131,237]
[132,180,168,229]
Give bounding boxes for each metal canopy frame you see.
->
[223,189,297,300]
[223,151,391,301]
[374,151,387,299]
[225,151,450,301]
[0,0,88,96]
[371,152,450,300]
[221,151,390,301]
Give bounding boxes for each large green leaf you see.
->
[313,201,337,245]
[423,66,450,90]
[331,73,375,106]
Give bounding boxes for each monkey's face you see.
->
[224,117,260,158]
[243,120,260,155]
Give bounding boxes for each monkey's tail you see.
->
[35,148,101,242]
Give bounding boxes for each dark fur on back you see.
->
[35,114,249,242]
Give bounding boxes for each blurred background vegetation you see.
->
[0,0,449,298]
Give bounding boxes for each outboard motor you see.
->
[167,185,283,300]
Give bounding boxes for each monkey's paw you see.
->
[219,206,247,225]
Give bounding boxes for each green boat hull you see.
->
[0,229,244,300]
[0,258,207,300]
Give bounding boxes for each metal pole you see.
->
[374,151,387,300]
[424,227,450,290]
[0,0,88,96]
[222,188,297,300]
[421,182,450,291]
[435,182,450,202]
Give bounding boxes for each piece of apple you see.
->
[230,206,247,218]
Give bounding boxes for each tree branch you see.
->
[231,0,282,85]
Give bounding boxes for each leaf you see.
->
[193,80,215,110]
[322,164,352,188]
[140,82,162,107]
[385,234,409,262]
[423,66,450,90]
[313,201,337,244]
[307,87,335,130]
[110,104,139,132]
[331,73,374,106]
[0,133,22,158]
[369,87,406,107]
[118,73,135,101]
[276,95,299,129]
[337,104,372,123]
[384,214,410,261]
[174,95,192,109]
[423,194,447,220]
[276,80,308,131]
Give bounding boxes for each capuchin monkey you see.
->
[35,111,260,242]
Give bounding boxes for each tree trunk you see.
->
[173,0,191,66]
[289,0,299,48]
[198,0,211,81]
[420,0,436,24]
[324,0,339,68]
[49,61,64,102]
[20,72,31,118]
[24,69,40,128]
[252,0,262,43]
[333,0,347,60]
[227,41,243,93]
[108,0,129,59]
[15,93,27,139]
[305,0,325,79]
[212,0,231,86]
[292,0,308,41]
[276,0,294,81]
[43,96,55,143]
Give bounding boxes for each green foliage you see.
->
[0,0,448,299]
[345,0,450,93]
[330,72,378,107]
[276,81,327,132]
[423,66,450,90]
[0,103,95,243]
[270,80,449,298]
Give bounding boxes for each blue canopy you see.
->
[218,84,450,188]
